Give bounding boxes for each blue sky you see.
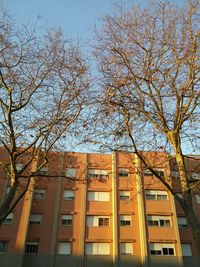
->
[4,0,186,44]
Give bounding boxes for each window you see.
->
[87,216,110,227]
[170,171,180,178]
[176,193,183,199]
[196,194,200,204]
[16,163,23,171]
[177,217,187,229]
[120,215,132,226]
[29,214,42,224]
[144,169,164,177]
[3,213,14,224]
[88,169,109,180]
[147,215,171,227]
[120,243,133,255]
[58,242,71,255]
[61,215,73,226]
[66,168,76,178]
[119,191,130,201]
[145,190,168,201]
[63,190,75,200]
[149,243,175,256]
[191,172,200,180]
[33,189,45,200]
[88,191,109,201]
[85,243,110,255]
[25,242,38,254]
[38,167,48,175]
[181,244,192,256]
[0,241,8,254]
[119,168,129,177]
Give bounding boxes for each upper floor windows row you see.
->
[145,190,168,201]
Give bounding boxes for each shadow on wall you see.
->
[0,255,199,267]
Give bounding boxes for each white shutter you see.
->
[29,214,42,223]
[89,170,108,175]
[66,168,76,178]
[121,243,133,255]
[181,244,192,256]
[120,215,131,221]
[99,192,109,201]
[196,194,200,204]
[120,191,130,197]
[88,191,109,201]
[87,216,95,226]
[178,217,187,225]
[63,190,74,200]
[85,243,94,255]
[98,243,110,255]
[58,242,71,255]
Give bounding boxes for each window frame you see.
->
[29,214,43,225]
[120,215,132,226]
[149,243,175,256]
[87,215,110,227]
[145,190,168,201]
[88,169,109,180]
[181,243,192,256]
[85,242,110,255]
[0,241,8,254]
[61,215,73,226]
[3,212,14,224]
[58,242,71,255]
[88,191,110,202]
[177,217,188,229]
[66,168,77,178]
[63,190,75,200]
[120,242,133,255]
[25,242,39,254]
[119,168,129,177]
[33,189,45,200]
[147,215,171,227]
[119,191,130,201]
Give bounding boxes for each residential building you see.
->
[0,149,199,267]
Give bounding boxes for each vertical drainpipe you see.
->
[135,154,148,267]
[112,151,118,267]
[80,153,88,267]
[48,152,64,267]
[15,155,38,267]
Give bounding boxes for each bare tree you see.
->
[0,12,90,224]
[93,0,200,256]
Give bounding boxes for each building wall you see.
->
[0,150,199,267]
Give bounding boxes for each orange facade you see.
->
[0,149,199,267]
